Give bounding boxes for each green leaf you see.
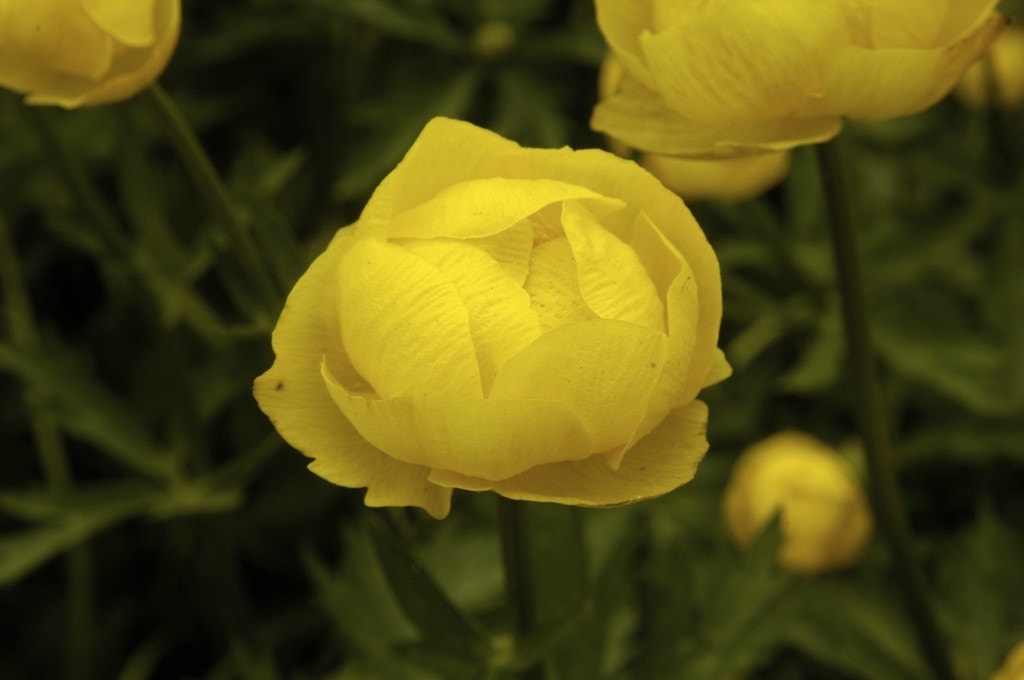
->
[783,577,930,680]
[0,343,177,480]
[676,517,798,680]
[366,519,492,665]
[0,483,156,586]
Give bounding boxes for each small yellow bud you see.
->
[723,431,873,575]
[993,641,1024,680]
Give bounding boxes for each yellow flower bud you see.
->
[955,23,1024,110]
[592,0,1005,157]
[723,431,874,575]
[993,641,1024,680]
[254,117,730,519]
[0,0,181,108]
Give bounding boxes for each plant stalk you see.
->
[815,140,955,680]
[142,83,280,307]
[0,214,95,680]
[498,496,545,680]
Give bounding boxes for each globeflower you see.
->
[0,0,181,108]
[723,431,874,575]
[254,117,730,519]
[592,0,1005,156]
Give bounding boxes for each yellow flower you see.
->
[254,117,730,519]
[599,56,790,201]
[0,0,181,108]
[955,23,1024,110]
[723,431,873,575]
[993,641,1024,680]
[592,0,1005,157]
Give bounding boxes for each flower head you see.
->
[255,117,729,518]
[0,0,181,108]
[723,431,874,574]
[592,0,1005,156]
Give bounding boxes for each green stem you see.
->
[18,106,127,256]
[0,214,95,680]
[498,497,545,680]
[815,140,955,680]
[142,83,280,306]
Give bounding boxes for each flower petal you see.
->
[639,1,845,125]
[523,237,597,331]
[594,0,657,88]
[400,238,542,393]
[337,238,482,399]
[641,151,791,202]
[384,117,530,215]
[429,400,710,507]
[464,221,533,286]
[489,320,666,453]
[591,74,843,157]
[253,229,451,519]
[322,364,595,481]
[809,15,1005,121]
[0,0,112,81]
[561,201,664,331]
[81,0,157,47]
[388,177,622,240]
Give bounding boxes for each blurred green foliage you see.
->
[2,1,1023,679]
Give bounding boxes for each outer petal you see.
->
[376,117,526,216]
[0,0,112,82]
[808,15,1005,121]
[25,0,180,107]
[322,365,595,481]
[641,151,791,202]
[253,228,451,519]
[388,177,622,240]
[81,0,157,47]
[561,201,664,332]
[428,400,710,507]
[639,1,846,125]
[489,320,666,454]
[591,74,843,157]
[337,239,482,399]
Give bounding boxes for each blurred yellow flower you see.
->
[0,0,181,108]
[599,56,790,201]
[993,641,1024,680]
[592,0,1005,157]
[254,117,730,519]
[955,23,1024,110]
[723,431,874,575]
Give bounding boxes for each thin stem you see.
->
[0,214,95,680]
[815,140,955,680]
[18,106,127,256]
[498,496,545,680]
[142,83,280,306]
